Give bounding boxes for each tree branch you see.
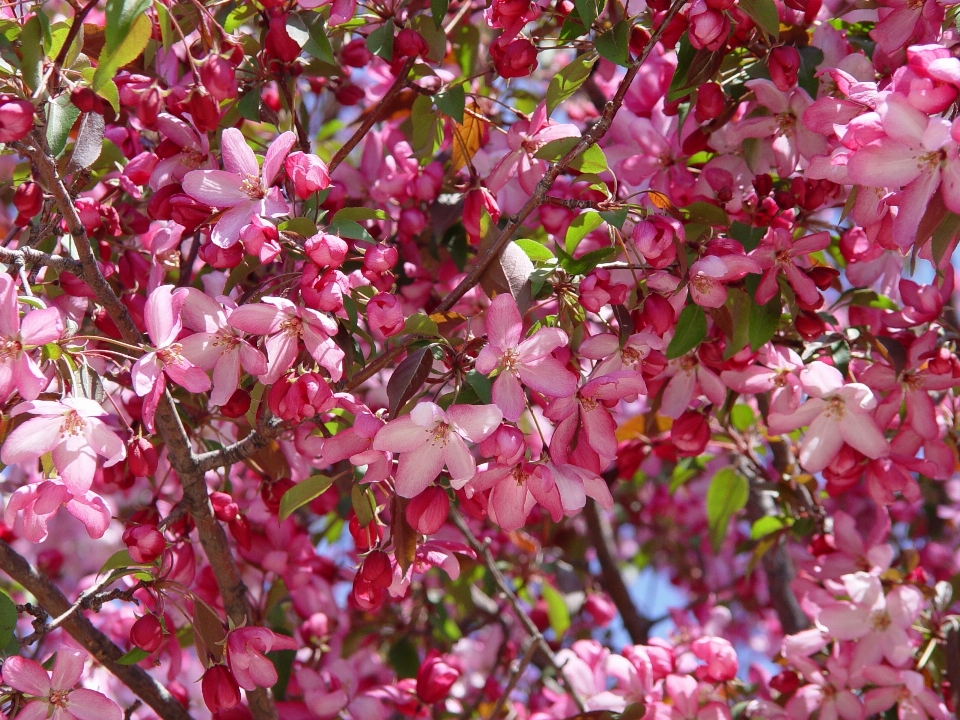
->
[0,245,82,273]
[0,541,192,720]
[583,499,652,644]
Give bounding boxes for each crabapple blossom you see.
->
[225,627,299,690]
[0,274,63,403]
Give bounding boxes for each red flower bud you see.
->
[341,38,372,67]
[629,25,651,58]
[13,182,42,226]
[358,550,394,588]
[261,478,295,514]
[584,593,617,626]
[123,525,166,563]
[637,294,675,335]
[405,487,449,535]
[137,87,162,128]
[221,389,251,418]
[671,411,710,457]
[229,515,252,550]
[395,28,429,58]
[36,549,64,577]
[334,83,365,106]
[130,614,164,653]
[202,665,241,713]
[285,152,331,199]
[416,651,461,704]
[168,194,213,233]
[187,89,221,133]
[70,87,99,114]
[0,95,36,143]
[349,514,382,550]
[795,311,825,340]
[694,82,725,123]
[265,15,302,64]
[768,46,801,92]
[752,174,773,197]
[128,436,158,478]
[199,240,243,269]
[490,38,538,79]
[687,1,729,51]
[350,577,384,612]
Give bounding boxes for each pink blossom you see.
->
[475,292,578,421]
[229,296,344,383]
[862,667,949,719]
[183,127,297,248]
[1,398,126,495]
[4,478,111,542]
[817,572,923,667]
[0,274,63,402]
[131,285,212,432]
[148,113,216,190]
[720,345,803,415]
[749,229,831,306]
[785,655,864,720]
[225,627,298,690]
[179,289,268,406]
[767,362,888,473]
[1,648,122,720]
[661,356,727,419]
[487,103,580,195]
[373,402,503,497]
[688,251,761,308]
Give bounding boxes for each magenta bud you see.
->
[122,525,166,563]
[405,487,450,535]
[130,614,164,653]
[201,665,240,713]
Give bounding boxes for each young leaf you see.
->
[595,21,630,67]
[515,238,555,262]
[749,292,781,351]
[666,305,707,359]
[434,85,466,124]
[706,468,749,552]
[46,94,80,158]
[387,346,434,417]
[104,0,152,56]
[117,647,150,665]
[546,54,596,117]
[279,474,335,522]
[93,14,151,91]
[541,582,571,636]
[366,22,395,61]
[0,589,16,649]
[451,103,483,172]
[565,211,604,254]
[739,0,780,39]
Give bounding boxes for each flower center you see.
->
[0,338,22,359]
[431,422,450,444]
[213,329,239,353]
[50,689,70,708]
[776,112,796,136]
[157,343,186,366]
[871,610,891,630]
[240,173,264,199]
[279,317,302,338]
[501,347,520,373]
[776,249,792,266]
[919,149,945,171]
[824,396,846,419]
[61,410,86,436]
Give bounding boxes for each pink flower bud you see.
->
[128,436,158,478]
[462,187,501,244]
[351,577,384,612]
[695,82,725,123]
[405,486,450,535]
[261,478,295,514]
[349,514,382,550]
[636,294,675,335]
[0,94,34,143]
[305,232,348,268]
[358,550,394,588]
[210,491,240,522]
[122,152,159,187]
[137,86,162,128]
[202,665,241,713]
[265,15,302,63]
[221,389,252,418]
[198,240,243,269]
[123,525,166,564]
[579,269,629,313]
[13,182,42,226]
[632,217,679,269]
[396,28,429,58]
[367,293,405,337]
[398,207,428,240]
[201,55,238,102]
[187,89,221,133]
[687,0,729,51]
[240,216,281,263]
[130,614,164,653]
[671,411,710,457]
[301,613,329,644]
[416,651,461,704]
[584,593,617,626]
[275,372,335,423]
[768,46,801,92]
[479,425,525,465]
[37,549,64,577]
[285,152,331,199]
[490,38,538,79]
[364,244,398,273]
[692,637,738,682]
[341,38,372,67]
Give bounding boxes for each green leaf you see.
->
[279,475,334,521]
[556,245,617,276]
[291,13,335,65]
[730,221,764,252]
[706,468,749,552]
[104,0,151,55]
[685,201,729,226]
[541,582,571,636]
[666,305,707,359]
[599,208,627,229]
[21,15,44,93]
[739,0,780,39]
[366,23,394,61]
[0,589,16,648]
[434,85,465,123]
[748,291,781,351]
[388,636,420,678]
[465,370,492,404]
[410,15,446,63]
[431,0,449,28]
[595,20,630,67]
[351,484,376,527]
[751,516,787,540]
[46,94,80,157]
[534,137,607,173]
[515,238,555,262]
[331,207,388,223]
[667,34,696,102]
[117,647,150,665]
[730,404,754,431]
[931,212,960,268]
[403,313,440,336]
[546,54,596,116]
[279,217,318,237]
[98,549,136,576]
[667,34,725,102]
[93,14,151,91]
[326,219,374,242]
[575,0,602,28]
[565,211,604,253]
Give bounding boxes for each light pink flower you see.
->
[750,229,831,306]
[4,478,111,542]
[0,274,63,402]
[225,627,299,690]
[229,296,344,384]
[720,345,803,415]
[487,103,580,194]
[148,113,216,190]
[1,399,125,495]
[183,127,297,248]
[179,289,268,406]
[661,356,727,419]
[373,402,503,497]
[767,362,888,473]
[475,293,578,422]
[817,572,923,667]
[785,656,864,720]
[131,285,212,432]
[2,647,122,720]
[688,252,761,308]
[862,667,949,720]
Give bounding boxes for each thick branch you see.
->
[0,541,192,720]
[583,499,651,644]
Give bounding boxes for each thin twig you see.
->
[486,639,537,720]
